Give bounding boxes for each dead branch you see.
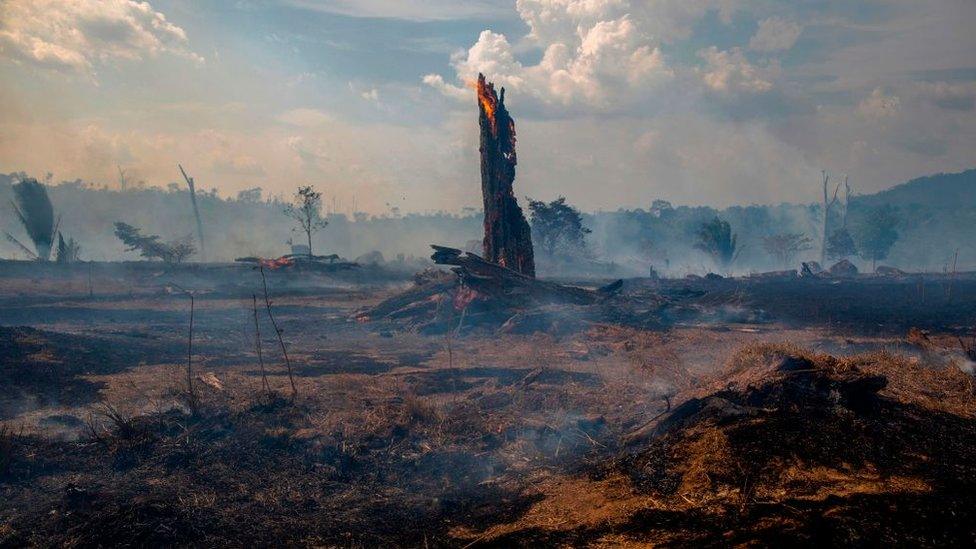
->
[170,283,198,411]
[260,265,297,398]
[3,231,38,260]
[820,170,843,264]
[253,293,271,397]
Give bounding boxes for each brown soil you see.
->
[1,264,975,546]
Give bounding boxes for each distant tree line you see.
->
[3,169,968,273]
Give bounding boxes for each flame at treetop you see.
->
[476,73,498,134]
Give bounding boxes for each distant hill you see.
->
[858,169,976,209]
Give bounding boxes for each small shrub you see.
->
[401,395,441,426]
[85,404,151,446]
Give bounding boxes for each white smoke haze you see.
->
[0,0,974,214]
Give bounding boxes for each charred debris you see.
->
[357,75,870,335]
[359,74,644,333]
[357,75,967,336]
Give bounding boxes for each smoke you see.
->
[1,171,974,274]
[0,172,483,263]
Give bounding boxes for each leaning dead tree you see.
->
[477,73,535,277]
[819,171,844,265]
[179,164,206,262]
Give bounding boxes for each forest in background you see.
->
[1,169,974,276]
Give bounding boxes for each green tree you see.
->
[527,196,591,257]
[695,217,739,270]
[855,205,899,271]
[284,185,328,258]
[7,178,56,260]
[826,227,857,260]
[236,187,263,203]
[113,222,195,263]
[762,232,813,268]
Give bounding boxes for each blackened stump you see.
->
[477,73,535,278]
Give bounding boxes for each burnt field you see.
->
[2,261,976,546]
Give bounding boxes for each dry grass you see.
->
[3,265,976,546]
[0,425,15,476]
[468,343,976,546]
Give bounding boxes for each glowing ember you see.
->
[453,285,479,311]
[259,256,294,270]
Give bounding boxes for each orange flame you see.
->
[259,256,294,270]
[476,74,498,134]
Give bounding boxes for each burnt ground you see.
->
[1,261,975,546]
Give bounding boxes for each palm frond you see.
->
[10,178,55,260]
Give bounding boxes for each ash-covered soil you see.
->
[1,263,975,546]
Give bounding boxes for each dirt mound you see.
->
[480,346,976,546]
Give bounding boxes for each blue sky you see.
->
[1,0,974,213]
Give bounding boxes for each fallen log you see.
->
[430,245,621,306]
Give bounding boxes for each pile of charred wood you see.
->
[357,245,640,334]
[235,254,359,271]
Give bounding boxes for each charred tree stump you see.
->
[477,73,535,278]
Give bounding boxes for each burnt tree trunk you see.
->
[477,73,535,278]
[179,164,206,262]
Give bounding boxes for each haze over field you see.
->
[2,0,975,213]
[2,169,974,273]
[3,4,976,547]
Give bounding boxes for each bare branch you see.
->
[3,231,38,260]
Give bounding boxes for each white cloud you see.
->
[513,0,744,46]
[426,4,673,110]
[857,87,900,119]
[698,47,774,94]
[0,0,203,75]
[347,81,381,101]
[748,17,802,52]
[3,0,974,219]
[452,30,526,89]
[914,81,976,111]
[281,0,510,21]
[421,74,470,101]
